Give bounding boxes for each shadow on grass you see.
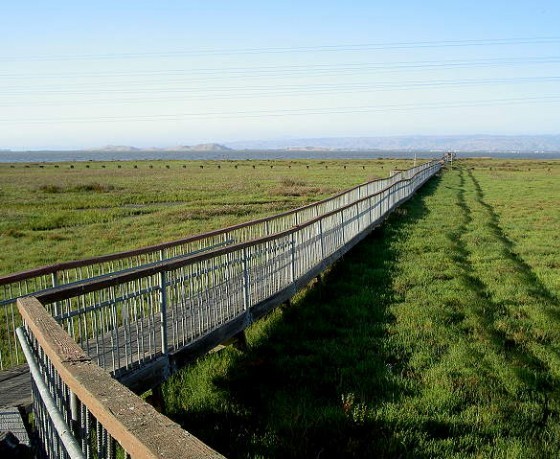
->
[165,175,443,458]
[466,168,560,310]
[450,167,554,391]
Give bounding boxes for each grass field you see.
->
[0,159,412,276]
[159,159,560,458]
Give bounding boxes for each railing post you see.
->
[318,218,325,260]
[340,210,346,244]
[52,271,60,317]
[70,391,80,441]
[159,271,168,355]
[241,247,251,312]
[290,232,297,284]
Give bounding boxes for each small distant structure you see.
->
[444,151,457,166]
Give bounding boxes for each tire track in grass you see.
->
[467,167,560,314]
[370,167,516,456]
[457,166,560,445]
[390,165,557,456]
[453,166,532,387]
[465,168,560,359]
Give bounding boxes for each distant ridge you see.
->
[225,135,560,153]
[84,143,231,152]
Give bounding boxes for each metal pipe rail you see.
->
[17,297,224,459]
[15,158,442,459]
[0,160,435,369]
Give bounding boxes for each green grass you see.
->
[0,159,412,276]
[160,159,560,458]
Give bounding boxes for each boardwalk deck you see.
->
[0,366,31,409]
[0,407,30,446]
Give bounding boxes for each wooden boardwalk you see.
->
[0,365,31,409]
[0,406,30,446]
[0,305,246,407]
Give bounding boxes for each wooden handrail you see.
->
[17,296,224,459]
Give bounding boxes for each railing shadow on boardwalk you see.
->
[161,174,443,458]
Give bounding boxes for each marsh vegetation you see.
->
[0,159,407,275]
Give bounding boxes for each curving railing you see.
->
[15,158,443,458]
[1,160,433,369]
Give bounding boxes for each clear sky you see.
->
[1,1,559,149]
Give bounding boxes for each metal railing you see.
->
[17,297,224,459]
[1,160,433,369]
[33,160,440,381]
[15,158,442,459]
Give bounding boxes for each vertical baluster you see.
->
[241,247,251,314]
[159,271,168,355]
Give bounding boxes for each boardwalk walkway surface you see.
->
[0,407,30,446]
[0,366,30,409]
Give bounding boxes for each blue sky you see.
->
[1,1,559,149]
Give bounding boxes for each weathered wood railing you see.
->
[1,160,432,369]
[14,158,442,458]
[17,297,224,459]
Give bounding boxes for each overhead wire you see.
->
[3,36,560,62]
[2,37,558,128]
[1,56,559,82]
[1,76,559,106]
[3,95,559,124]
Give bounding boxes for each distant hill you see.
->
[162,143,232,151]
[226,135,560,153]
[85,143,231,152]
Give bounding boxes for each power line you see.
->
[2,95,558,124]
[3,37,560,62]
[1,56,559,81]
[1,76,559,104]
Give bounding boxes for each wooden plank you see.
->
[0,366,31,409]
[0,407,30,445]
